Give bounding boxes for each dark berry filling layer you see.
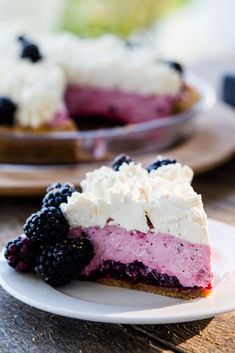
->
[79,260,189,289]
[79,260,211,291]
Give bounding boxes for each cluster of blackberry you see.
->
[4,182,94,287]
[111,154,176,172]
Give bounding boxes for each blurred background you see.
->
[0,0,234,65]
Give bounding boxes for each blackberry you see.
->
[146,157,176,173]
[71,236,94,271]
[24,207,69,246]
[46,182,75,193]
[0,96,17,126]
[42,183,76,208]
[18,35,42,63]
[4,235,39,272]
[111,154,133,171]
[36,237,94,287]
[168,61,184,75]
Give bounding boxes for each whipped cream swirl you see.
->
[0,60,65,128]
[61,161,209,245]
[42,33,182,96]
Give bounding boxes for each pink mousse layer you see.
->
[65,85,177,124]
[70,225,213,288]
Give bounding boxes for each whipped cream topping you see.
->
[0,60,65,128]
[61,161,209,245]
[42,33,182,96]
[0,33,183,127]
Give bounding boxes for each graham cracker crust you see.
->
[96,278,211,300]
[0,121,84,164]
[175,85,201,113]
[0,120,76,133]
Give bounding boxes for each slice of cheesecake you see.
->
[61,156,213,299]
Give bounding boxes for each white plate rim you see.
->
[0,218,235,324]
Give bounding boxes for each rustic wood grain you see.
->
[130,314,235,353]
[0,287,160,353]
[0,102,234,197]
[0,157,234,353]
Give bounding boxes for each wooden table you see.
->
[0,63,235,352]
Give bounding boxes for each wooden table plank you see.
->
[130,314,235,353]
[0,287,158,353]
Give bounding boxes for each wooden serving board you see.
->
[0,102,234,197]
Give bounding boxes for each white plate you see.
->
[0,219,235,324]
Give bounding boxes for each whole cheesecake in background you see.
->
[0,33,199,133]
[61,155,213,299]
